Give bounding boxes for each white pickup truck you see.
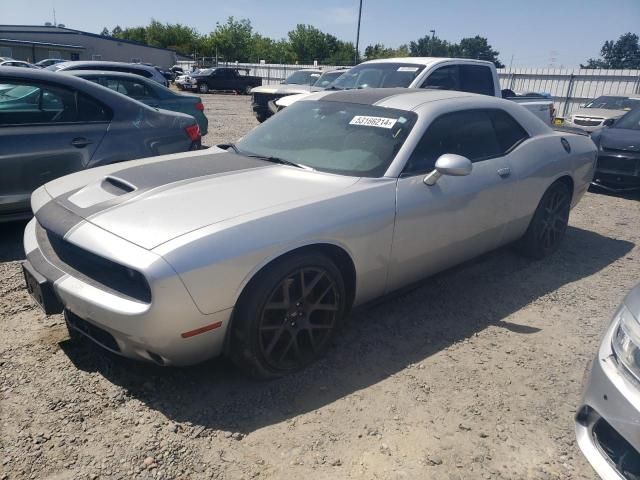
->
[276,58,555,125]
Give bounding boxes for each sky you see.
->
[3,0,640,68]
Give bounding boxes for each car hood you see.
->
[38,150,359,250]
[599,127,640,152]
[571,108,628,119]
[251,84,313,95]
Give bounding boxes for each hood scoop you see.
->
[66,175,137,209]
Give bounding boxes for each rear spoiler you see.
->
[552,125,591,136]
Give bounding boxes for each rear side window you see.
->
[488,110,529,152]
[421,65,460,91]
[459,65,495,96]
[0,79,112,125]
[96,77,156,99]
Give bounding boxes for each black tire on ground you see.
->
[229,252,347,379]
[198,83,209,94]
[255,113,268,123]
[244,85,253,95]
[516,181,571,259]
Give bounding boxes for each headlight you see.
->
[612,305,640,382]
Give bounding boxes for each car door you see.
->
[0,78,110,216]
[387,109,517,290]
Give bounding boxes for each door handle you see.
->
[497,167,511,178]
[71,137,92,148]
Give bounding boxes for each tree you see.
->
[111,25,123,37]
[409,35,453,57]
[100,27,110,36]
[209,17,254,62]
[364,43,409,61]
[288,24,332,63]
[582,33,640,69]
[454,36,504,67]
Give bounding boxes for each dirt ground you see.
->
[1,93,639,480]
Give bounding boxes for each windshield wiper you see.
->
[245,154,311,170]
[324,85,345,91]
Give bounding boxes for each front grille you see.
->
[65,310,120,352]
[36,223,151,303]
[252,92,285,108]
[597,156,639,175]
[593,418,640,480]
[574,117,603,127]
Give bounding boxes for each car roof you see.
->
[55,61,158,72]
[64,69,158,83]
[361,57,495,68]
[310,88,473,109]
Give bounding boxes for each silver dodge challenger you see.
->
[22,88,597,378]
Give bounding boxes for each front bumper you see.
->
[575,318,640,479]
[564,118,604,133]
[23,217,232,366]
[593,151,640,191]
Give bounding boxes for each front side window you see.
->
[332,63,426,89]
[403,110,504,175]
[0,80,111,125]
[614,108,640,130]
[235,100,417,177]
[313,71,346,88]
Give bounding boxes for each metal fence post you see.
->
[562,74,576,118]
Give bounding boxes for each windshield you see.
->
[313,71,346,89]
[614,108,640,130]
[235,100,417,177]
[286,70,321,85]
[331,63,426,90]
[197,68,213,75]
[585,96,640,110]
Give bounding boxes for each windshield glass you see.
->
[235,100,417,177]
[331,63,426,90]
[286,70,321,85]
[197,68,213,75]
[313,71,346,89]
[614,108,640,130]
[585,96,640,110]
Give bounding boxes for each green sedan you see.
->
[64,70,208,135]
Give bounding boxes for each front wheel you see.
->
[244,85,253,95]
[516,181,571,259]
[230,253,347,379]
[198,83,209,94]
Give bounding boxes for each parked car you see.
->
[575,281,640,480]
[0,60,37,68]
[65,70,208,135]
[251,68,347,122]
[46,61,168,87]
[563,96,640,132]
[590,107,640,191]
[277,58,556,125]
[191,67,262,95]
[22,88,595,378]
[0,67,201,221]
[175,70,199,91]
[35,58,66,68]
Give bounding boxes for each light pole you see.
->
[354,0,363,65]
[429,29,435,56]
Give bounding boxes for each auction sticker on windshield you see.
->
[349,116,397,129]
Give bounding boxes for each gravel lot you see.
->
[1,93,639,480]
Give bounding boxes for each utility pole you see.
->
[354,0,363,65]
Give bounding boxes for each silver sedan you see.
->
[576,282,640,479]
[22,88,597,378]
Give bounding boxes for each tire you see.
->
[198,83,209,94]
[516,181,571,259]
[244,85,253,95]
[230,252,347,379]
[255,113,268,123]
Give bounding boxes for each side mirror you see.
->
[423,154,473,186]
[603,118,615,127]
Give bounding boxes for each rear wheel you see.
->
[198,83,209,94]
[244,85,253,95]
[230,253,346,379]
[255,112,268,123]
[516,181,571,259]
